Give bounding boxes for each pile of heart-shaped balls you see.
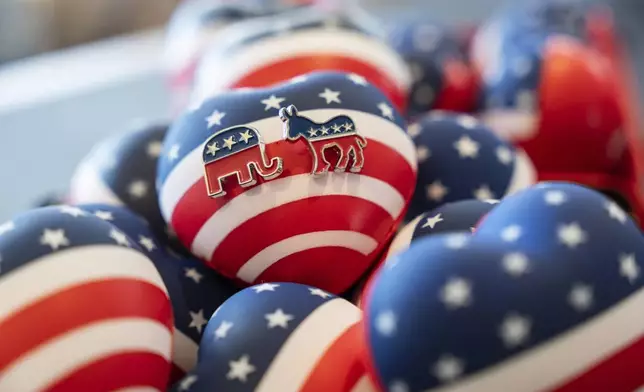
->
[5,0,644,391]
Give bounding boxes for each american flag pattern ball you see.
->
[405,111,535,220]
[157,71,416,294]
[192,282,376,392]
[75,204,239,382]
[68,121,187,253]
[387,20,478,118]
[388,199,500,258]
[365,182,644,392]
[191,5,412,111]
[0,206,173,391]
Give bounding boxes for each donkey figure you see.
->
[279,104,367,175]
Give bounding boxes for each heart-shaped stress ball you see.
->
[157,71,417,294]
[406,111,536,220]
[0,206,173,390]
[364,182,644,392]
[75,204,239,383]
[191,282,376,391]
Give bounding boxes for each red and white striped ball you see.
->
[0,205,173,390]
[189,282,377,392]
[157,71,416,294]
[191,5,412,112]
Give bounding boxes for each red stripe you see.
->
[550,334,644,392]
[299,322,369,392]
[230,55,408,113]
[169,364,186,386]
[256,246,381,294]
[44,352,170,392]
[171,138,414,249]
[432,58,478,112]
[0,279,172,373]
[211,195,394,274]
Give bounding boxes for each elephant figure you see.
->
[279,104,367,175]
[202,125,283,198]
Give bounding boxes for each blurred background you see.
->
[0,0,642,221]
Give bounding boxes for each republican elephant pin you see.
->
[202,125,283,198]
[280,105,367,175]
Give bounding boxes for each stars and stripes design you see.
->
[183,282,375,391]
[0,205,173,390]
[366,182,644,391]
[388,199,499,258]
[405,111,535,220]
[76,204,239,382]
[191,5,411,111]
[68,121,189,255]
[387,19,478,118]
[158,71,416,294]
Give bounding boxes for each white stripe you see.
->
[193,29,411,102]
[0,245,167,323]
[255,298,361,392]
[114,387,161,392]
[350,376,378,392]
[0,319,172,391]
[237,231,379,283]
[159,109,415,221]
[505,149,537,197]
[172,327,199,372]
[192,173,405,261]
[386,214,423,260]
[426,287,644,392]
[68,162,124,206]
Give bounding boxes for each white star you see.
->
[227,355,256,382]
[484,199,500,205]
[544,190,567,206]
[252,283,280,293]
[499,314,531,348]
[388,380,409,392]
[206,142,220,156]
[318,88,341,104]
[189,309,208,334]
[128,180,148,199]
[426,180,449,202]
[93,211,113,221]
[422,213,443,229]
[214,320,233,339]
[407,123,421,138]
[453,135,480,158]
[457,116,478,129]
[206,109,226,128]
[347,73,368,86]
[223,136,236,150]
[444,233,469,249]
[569,283,593,311]
[290,75,308,84]
[606,201,627,224]
[146,140,163,158]
[265,308,295,329]
[261,95,285,111]
[59,206,86,217]
[184,268,203,283]
[40,228,70,250]
[502,252,530,277]
[309,287,332,298]
[558,223,587,248]
[167,144,180,161]
[440,277,472,309]
[474,185,495,201]
[374,310,397,337]
[416,146,431,162]
[496,146,514,165]
[500,225,522,242]
[179,374,198,391]
[620,253,639,284]
[138,235,156,252]
[433,354,465,383]
[0,221,14,236]
[109,229,130,247]
[377,102,394,120]
[238,130,253,144]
